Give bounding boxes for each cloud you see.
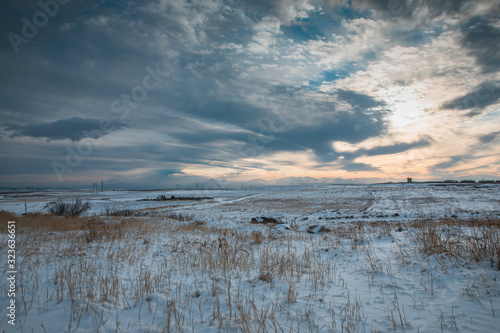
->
[231,0,315,24]
[266,108,386,162]
[361,138,432,156]
[340,162,379,172]
[479,131,500,145]
[442,82,500,113]
[336,89,385,109]
[331,0,490,21]
[4,117,128,141]
[1,0,499,186]
[461,18,500,74]
[433,155,470,170]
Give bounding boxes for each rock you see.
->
[251,217,264,223]
[251,217,282,225]
[307,225,331,234]
[275,224,292,232]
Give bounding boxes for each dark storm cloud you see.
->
[340,162,379,172]
[146,88,389,164]
[266,108,386,162]
[4,117,128,141]
[336,89,385,109]
[173,127,249,146]
[0,141,63,176]
[0,0,171,124]
[90,142,242,169]
[157,169,185,176]
[350,0,479,19]
[333,138,432,164]
[461,18,500,74]
[362,138,431,156]
[478,131,500,145]
[433,155,469,170]
[171,89,387,151]
[163,97,272,131]
[1,0,498,187]
[442,82,500,112]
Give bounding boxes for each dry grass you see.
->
[409,217,500,269]
[250,230,265,244]
[0,211,86,233]
[4,210,358,332]
[333,221,368,249]
[4,210,499,332]
[102,206,195,221]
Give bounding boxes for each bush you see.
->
[48,198,91,217]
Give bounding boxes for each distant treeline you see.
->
[138,195,214,201]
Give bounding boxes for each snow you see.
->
[2,184,499,222]
[1,184,500,332]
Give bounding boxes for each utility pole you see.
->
[101,180,104,192]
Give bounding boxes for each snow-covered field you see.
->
[1,184,500,332]
[2,183,500,224]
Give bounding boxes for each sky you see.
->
[0,0,499,189]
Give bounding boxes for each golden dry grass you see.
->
[408,217,500,268]
[0,210,86,232]
[3,209,499,332]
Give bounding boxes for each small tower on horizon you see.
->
[407,177,413,183]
